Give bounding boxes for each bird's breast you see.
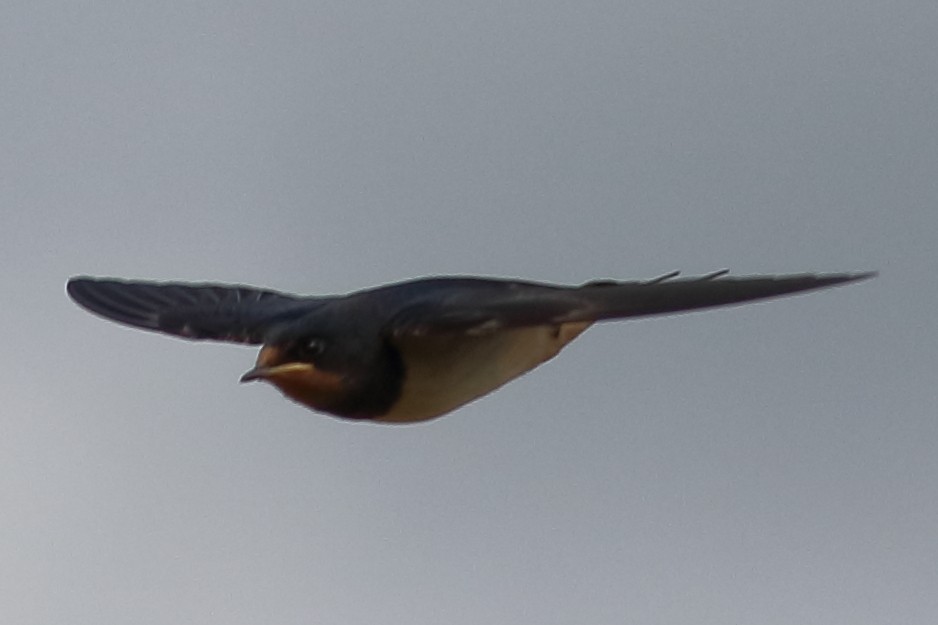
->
[377,322,591,423]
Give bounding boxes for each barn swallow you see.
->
[66,270,873,423]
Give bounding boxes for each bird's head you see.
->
[240,339,348,412]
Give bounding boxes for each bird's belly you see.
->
[377,322,591,423]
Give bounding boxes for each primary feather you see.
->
[66,277,321,344]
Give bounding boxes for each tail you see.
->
[66,277,320,344]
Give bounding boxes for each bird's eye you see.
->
[291,338,325,360]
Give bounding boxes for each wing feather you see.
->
[66,277,322,344]
[389,271,875,336]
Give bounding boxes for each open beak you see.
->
[239,362,315,383]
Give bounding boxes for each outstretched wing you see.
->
[66,277,323,344]
[389,271,875,337]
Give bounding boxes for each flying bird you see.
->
[66,270,873,423]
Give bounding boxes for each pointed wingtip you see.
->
[839,271,878,284]
[782,270,877,293]
[66,275,107,303]
[65,275,86,296]
[65,276,98,307]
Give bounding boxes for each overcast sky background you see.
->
[2,1,936,623]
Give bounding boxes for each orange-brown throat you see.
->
[240,345,348,412]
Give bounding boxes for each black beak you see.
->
[239,367,268,383]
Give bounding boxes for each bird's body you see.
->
[377,321,591,422]
[66,271,872,422]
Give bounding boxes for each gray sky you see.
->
[3,1,936,623]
